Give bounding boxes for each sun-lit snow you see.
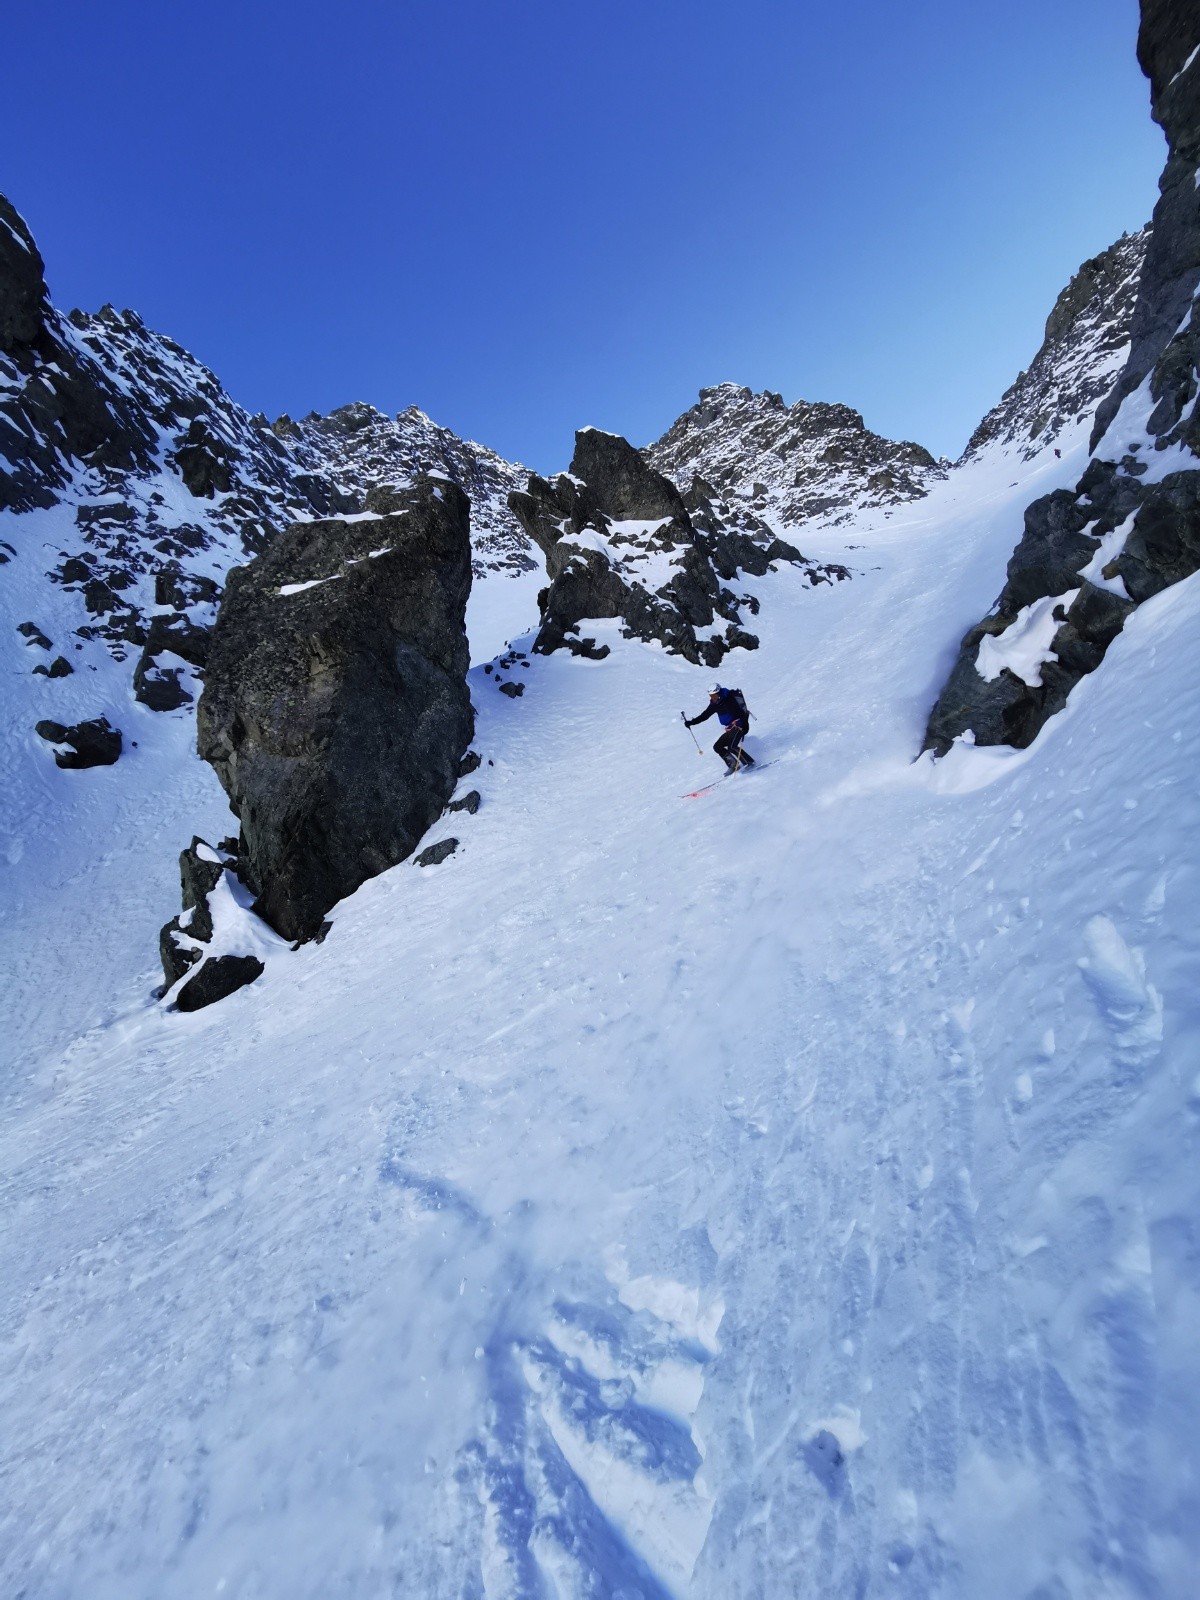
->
[1,408,1198,1597]
[975,589,1081,686]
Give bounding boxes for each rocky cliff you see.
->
[963,228,1149,461]
[509,428,847,667]
[0,192,357,739]
[0,192,537,735]
[923,0,1199,756]
[645,382,944,532]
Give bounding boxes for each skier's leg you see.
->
[723,723,753,768]
[714,728,738,771]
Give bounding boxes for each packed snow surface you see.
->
[2,424,1198,1598]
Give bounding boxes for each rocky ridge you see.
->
[0,193,537,735]
[278,401,536,581]
[924,0,1200,755]
[509,427,848,666]
[645,382,944,533]
[963,228,1150,461]
[0,192,355,730]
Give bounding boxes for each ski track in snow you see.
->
[3,427,1200,1597]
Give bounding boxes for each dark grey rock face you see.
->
[158,838,252,1003]
[132,614,212,711]
[572,428,688,521]
[0,195,48,353]
[175,955,264,1012]
[197,479,474,941]
[1,192,539,747]
[415,837,459,867]
[160,918,203,988]
[133,657,193,711]
[0,208,159,517]
[924,0,1200,756]
[0,189,364,696]
[964,230,1149,461]
[33,655,73,678]
[180,836,224,913]
[509,429,842,667]
[1092,5,1200,453]
[35,716,121,768]
[17,621,51,650]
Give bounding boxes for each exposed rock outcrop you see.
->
[34,716,121,768]
[33,655,73,678]
[645,383,943,531]
[0,198,157,516]
[158,838,267,1011]
[0,194,48,353]
[415,837,459,867]
[280,401,539,580]
[132,613,212,711]
[197,479,474,942]
[160,838,228,986]
[2,191,538,740]
[964,229,1149,460]
[924,0,1200,756]
[509,429,843,667]
[175,955,265,1013]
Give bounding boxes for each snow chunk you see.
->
[1078,914,1163,1067]
[1077,513,1134,598]
[976,590,1080,686]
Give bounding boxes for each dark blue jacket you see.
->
[691,688,748,729]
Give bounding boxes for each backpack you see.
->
[729,688,751,723]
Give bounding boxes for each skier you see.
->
[684,684,755,773]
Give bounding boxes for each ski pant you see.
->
[714,723,748,766]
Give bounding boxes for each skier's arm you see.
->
[685,703,717,727]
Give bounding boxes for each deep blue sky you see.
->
[4,1,1163,472]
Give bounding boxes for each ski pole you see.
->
[681,711,704,755]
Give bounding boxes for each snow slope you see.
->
[2,410,1198,1598]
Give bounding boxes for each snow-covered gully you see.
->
[3,421,1198,1596]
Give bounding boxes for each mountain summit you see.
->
[645,381,942,531]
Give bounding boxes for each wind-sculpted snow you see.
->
[2,420,1199,1594]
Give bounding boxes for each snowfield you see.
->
[2,422,1198,1598]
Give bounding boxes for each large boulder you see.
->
[176,955,264,1012]
[196,478,474,941]
[35,716,121,768]
[923,0,1200,756]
